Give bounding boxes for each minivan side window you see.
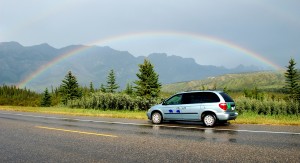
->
[164,94,182,105]
[201,92,220,103]
[182,93,202,104]
[182,92,220,104]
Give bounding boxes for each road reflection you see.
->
[143,121,239,144]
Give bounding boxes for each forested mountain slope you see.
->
[162,71,285,93]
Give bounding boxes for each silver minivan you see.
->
[147,91,238,127]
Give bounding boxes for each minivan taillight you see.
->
[219,103,227,111]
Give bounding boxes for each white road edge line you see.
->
[1,111,300,135]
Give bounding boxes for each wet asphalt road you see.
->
[0,110,299,162]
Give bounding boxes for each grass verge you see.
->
[0,106,299,126]
[232,111,300,126]
[0,106,146,119]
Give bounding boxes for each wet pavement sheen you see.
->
[0,110,299,162]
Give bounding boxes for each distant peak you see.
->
[148,53,168,57]
[29,43,57,50]
[37,43,54,48]
[0,41,23,48]
[39,43,50,46]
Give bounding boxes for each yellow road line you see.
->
[35,126,118,138]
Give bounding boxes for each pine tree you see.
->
[124,82,133,95]
[89,82,94,93]
[106,69,119,93]
[41,88,51,107]
[51,87,61,106]
[284,58,300,101]
[100,84,106,93]
[134,59,161,98]
[60,71,82,105]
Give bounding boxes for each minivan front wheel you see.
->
[151,112,162,124]
[203,114,216,127]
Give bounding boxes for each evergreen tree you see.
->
[80,86,90,96]
[51,87,61,106]
[100,84,106,93]
[41,88,51,107]
[106,69,119,93]
[89,82,94,93]
[124,82,133,95]
[60,71,82,105]
[284,58,300,101]
[134,59,161,98]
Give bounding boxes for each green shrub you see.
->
[68,92,160,111]
[68,91,299,116]
[236,96,299,116]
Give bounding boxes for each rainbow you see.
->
[17,31,283,88]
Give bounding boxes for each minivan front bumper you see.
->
[146,112,151,120]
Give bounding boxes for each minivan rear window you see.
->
[220,92,234,102]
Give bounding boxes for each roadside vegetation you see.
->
[0,58,299,125]
[0,85,40,106]
[1,106,299,126]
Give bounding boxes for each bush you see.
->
[68,91,300,116]
[236,96,299,116]
[68,92,161,111]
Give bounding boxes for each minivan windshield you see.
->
[220,92,234,102]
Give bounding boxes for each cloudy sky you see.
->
[1,0,299,69]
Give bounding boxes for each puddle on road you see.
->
[61,118,79,122]
[143,129,238,144]
[141,122,239,135]
[137,123,239,144]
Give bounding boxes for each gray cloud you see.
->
[1,0,299,69]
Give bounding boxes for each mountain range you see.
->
[0,41,263,92]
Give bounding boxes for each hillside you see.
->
[162,71,286,93]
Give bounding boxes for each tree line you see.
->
[1,58,299,114]
[0,85,40,106]
[40,59,162,109]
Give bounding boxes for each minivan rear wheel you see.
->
[151,112,162,124]
[203,114,216,127]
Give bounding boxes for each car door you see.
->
[197,92,221,116]
[161,94,183,120]
[180,93,202,120]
